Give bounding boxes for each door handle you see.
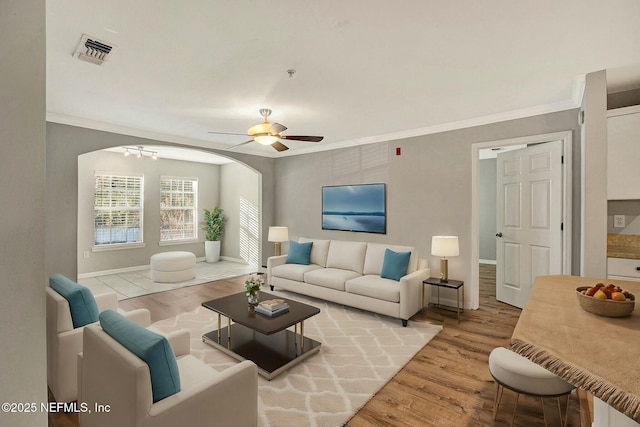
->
[496,232,503,238]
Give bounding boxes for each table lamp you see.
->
[431,236,459,282]
[268,226,289,256]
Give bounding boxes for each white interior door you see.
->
[496,140,563,308]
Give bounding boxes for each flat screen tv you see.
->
[322,183,386,234]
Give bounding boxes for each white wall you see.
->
[220,162,261,265]
[0,0,48,425]
[77,151,221,274]
[581,70,609,277]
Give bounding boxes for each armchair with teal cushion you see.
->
[78,315,258,427]
[46,275,151,402]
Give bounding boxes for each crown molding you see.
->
[47,95,580,159]
[45,112,267,155]
[279,98,581,157]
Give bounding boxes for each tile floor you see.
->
[78,260,258,300]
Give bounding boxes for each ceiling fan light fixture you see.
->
[209,109,323,152]
[254,135,279,145]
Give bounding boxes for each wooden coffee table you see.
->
[201,291,321,380]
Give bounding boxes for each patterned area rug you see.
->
[152,291,442,427]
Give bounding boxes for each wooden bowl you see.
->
[576,287,635,318]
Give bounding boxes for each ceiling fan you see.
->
[208,108,324,152]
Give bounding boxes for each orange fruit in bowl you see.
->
[611,292,627,301]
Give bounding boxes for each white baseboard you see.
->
[78,264,150,279]
[77,256,254,279]
[479,259,497,265]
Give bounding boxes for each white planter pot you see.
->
[205,240,221,263]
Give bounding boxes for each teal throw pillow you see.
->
[99,310,181,403]
[380,249,411,281]
[286,240,313,265]
[49,274,99,328]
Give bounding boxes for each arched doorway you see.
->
[76,145,261,279]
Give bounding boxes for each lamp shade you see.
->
[254,135,279,145]
[431,236,459,257]
[268,226,289,243]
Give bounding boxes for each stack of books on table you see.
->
[255,299,289,317]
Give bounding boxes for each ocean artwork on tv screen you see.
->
[322,183,386,234]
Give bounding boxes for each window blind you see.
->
[160,177,198,241]
[94,174,144,246]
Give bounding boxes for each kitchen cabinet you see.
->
[607,257,640,282]
[607,106,640,200]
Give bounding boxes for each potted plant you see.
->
[203,206,225,263]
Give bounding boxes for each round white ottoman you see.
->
[489,347,575,427]
[150,251,196,283]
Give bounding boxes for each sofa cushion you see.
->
[99,310,181,403]
[363,243,417,276]
[304,268,362,291]
[299,237,330,267]
[286,240,313,265]
[325,240,367,273]
[346,275,401,303]
[49,274,99,328]
[380,249,411,281]
[271,263,322,282]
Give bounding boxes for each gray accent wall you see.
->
[274,109,582,301]
[77,151,221,274]
[479,158,497,261]
[46,123,276,279]
[1,0,48,425]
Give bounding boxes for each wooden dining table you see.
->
[511,275,640,424]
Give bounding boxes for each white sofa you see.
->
[267,238,430,326]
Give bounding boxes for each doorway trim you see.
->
[470,131,572,309]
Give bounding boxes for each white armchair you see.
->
[46,287,151,402]
[78,323,258,427]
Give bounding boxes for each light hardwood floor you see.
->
[50,264,586,427]
[347,265,584,427]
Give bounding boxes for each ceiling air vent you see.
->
[74,34,115,65]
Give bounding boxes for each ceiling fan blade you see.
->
[208,131,247,136]
[269,123,287,134]
[228,140,254,150]
[271,141,289,152]
[280,135,324,142]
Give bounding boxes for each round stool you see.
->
[489,347,575,427]
[150,251,196,283]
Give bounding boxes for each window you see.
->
[94,173,144,246]
[160,177,198,241]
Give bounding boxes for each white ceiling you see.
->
[46,1,640,158]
